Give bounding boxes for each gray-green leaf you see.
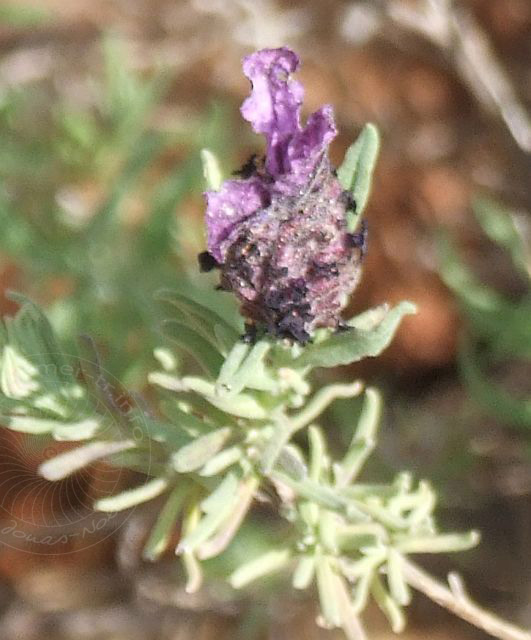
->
[143,483,189,561]
[161,320,223,377]
[171,427,232,473]
[473,196,529,278]
[337,123,380,231]
[291,302,416,369]
[95,476,169,512]
[39,440,135,480]
[230,548,291,589]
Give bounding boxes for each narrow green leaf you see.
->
[336,523,387,550]
[156,290,239,352]
[346,304,389,330]
[188,386,267,420]
[161,320,223,377]
[277,444,308,480]
[182,549,203,594]
[437,234,509,338]
[180,501,203,593]
[334,573,367,640]
[370,573,405,633]
[217,341,249,392]
[143,484,189,561]
[154,375,238,421]
[230,548,291,589]
[200,472,239,514]
[214,323,239,356]
[309,425,326,482]
[292,302,416,369]
[6,415,61,434]
[53,418,101,441]
[260,416,292,474]
[197,475,258,559]
[315,555,342,628]
[160,402,215,436]
[158,297,222,352]
[473,196,529,277]
[343,549,387,580]
[337,123,380,231]
[95,476,168,512]
[185,381,267,420]
[319,511,339,555]
[6,293,71,384]
[386,549,411,606]
[201,148,223,190]
[291,382,363,431]
[132,412,191,449]
[0,344,39,399]
[262,383,361,474]
[177,474,240,553]
[348,498,408,531]
[335,388,381,487]
[199,445,242,476]
[351,567,375,615]
[171,427,232,473]
[394,531,480,554]
[293,555,315,590]
[271,471,344,510]
[39,440,135,480]
[223,341,271,397]
[460,338,531,430]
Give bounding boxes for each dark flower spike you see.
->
[202,47,372,342]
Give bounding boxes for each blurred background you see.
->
[0,0,529,638]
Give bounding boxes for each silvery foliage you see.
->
[0,126,478,639]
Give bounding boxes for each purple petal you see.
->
[275,105,338,194]
[241,47,303,175]
[205,178,268,262]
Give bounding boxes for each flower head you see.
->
[201,47,366,342]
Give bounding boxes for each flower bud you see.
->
[201,48,366,342]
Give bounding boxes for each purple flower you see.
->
[201,47,366,342]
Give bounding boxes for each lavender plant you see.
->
[0,47,529,640]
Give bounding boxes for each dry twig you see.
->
[403,558,531,640]
[383,0,531,153]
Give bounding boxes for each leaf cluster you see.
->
[0,288,479,638]
[0,122,480,640]
[0,36,232,383]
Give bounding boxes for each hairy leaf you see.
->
[172,427,232,473]
[290,302,416,369]
[95,476,169,512]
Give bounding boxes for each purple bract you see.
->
[201,47,366,342]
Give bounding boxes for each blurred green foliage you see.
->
[0,4,51,27]
[0,287,472,640]
[0,37,236,385]
[439,196,531,431]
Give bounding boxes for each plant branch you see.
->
[382,0,531,153]
[402,558,531,640]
